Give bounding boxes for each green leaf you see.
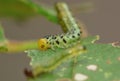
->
[26,36,120,81]
[0,24,6,42]
[26,41,86,76]
[0,24,8,52]
[0,0,37,18]
[0,0,58,22]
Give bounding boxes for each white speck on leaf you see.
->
[74,73,88,81]
[86,64,97,71]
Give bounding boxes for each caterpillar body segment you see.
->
[55,2,81,32]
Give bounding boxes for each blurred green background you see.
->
[0,0,120,81]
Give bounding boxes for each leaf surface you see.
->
[26,36,120,81]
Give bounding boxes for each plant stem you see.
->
[24,1,59,23]
[0,40,38,53]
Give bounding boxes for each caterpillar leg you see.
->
[50,44,55,50]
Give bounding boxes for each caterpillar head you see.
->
[38,38,50,50]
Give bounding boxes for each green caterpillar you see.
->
[38,3,82,50]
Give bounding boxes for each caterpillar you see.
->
[38,3,82,50]
[38,28,82,50]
